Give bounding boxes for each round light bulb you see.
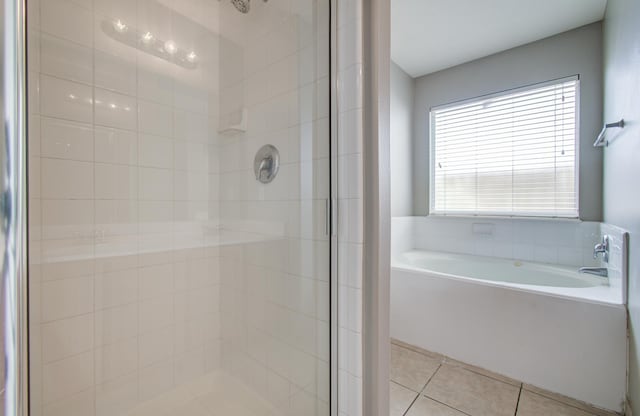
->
[186,51,197,63]
[141,31,154,44]
[113,19,128,33]
[164,40,177,55]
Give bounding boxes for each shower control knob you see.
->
[254,144,280,184]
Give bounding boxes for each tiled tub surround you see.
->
[390,341,620,416]
[392,216,604,268]
[392,217,628,305]
[28,0,332,415]
[391,217,628,412]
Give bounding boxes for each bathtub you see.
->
[391,249,627,412]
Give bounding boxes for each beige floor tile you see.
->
[516,390,597,416]
[424,364,520,416]
[391,339,445,361]
[406,396,467,416]
[444,357,521,387]
[391,344,442,391]
[522,384,617,416]
[390,381,419,416]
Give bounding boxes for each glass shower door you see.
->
[25,0,331,415]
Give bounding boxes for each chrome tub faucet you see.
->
[579,267,608,278]
[593,235,610,263]
[579,235,611,278]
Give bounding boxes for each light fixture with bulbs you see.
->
[102,19,199,70]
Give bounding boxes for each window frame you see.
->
[428,75,581,219]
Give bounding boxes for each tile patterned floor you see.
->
[390,340,619,416]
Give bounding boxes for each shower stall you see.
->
[2,0,337,414]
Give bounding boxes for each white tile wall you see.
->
[26,0,363,414]
[392,216,603,268]
[215,0,332,412]
[40,118,94,161]
[29,0,223,415]
[601,223,629,305]
[39,75,93,122]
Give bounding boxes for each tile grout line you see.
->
[393,344,511,416]
[392,345,443,415]
[390,357,443,396]
[400,391,421,416]
[389,378,424,394]
[419,363,442,394]
[513,384,523,416]
[426,396,474,416]
[422,362,474,416]
[393,342,615,416]
[401,363,458,416]
[393,341,520,388]
[395,360,444,416]
[522,388,611,416]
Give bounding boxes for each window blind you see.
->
[430,77,579,218]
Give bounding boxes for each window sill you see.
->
[426,213,583,223]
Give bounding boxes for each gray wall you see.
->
[412,23,603,220]
[390,61,414,216]
[603,0,640,411]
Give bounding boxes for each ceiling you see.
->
[392,0,608,78]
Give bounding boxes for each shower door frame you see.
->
[2,0,341,415]
[361,0,391,415]
[330,0,339,415]
[1,0,29,414]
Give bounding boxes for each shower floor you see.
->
[124,372,282,416]
[390,340,618,416]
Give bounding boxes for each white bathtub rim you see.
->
[392,252,623,307]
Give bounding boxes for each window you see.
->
[430,77,579,218]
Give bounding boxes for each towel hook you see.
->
[593,119,624,147]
